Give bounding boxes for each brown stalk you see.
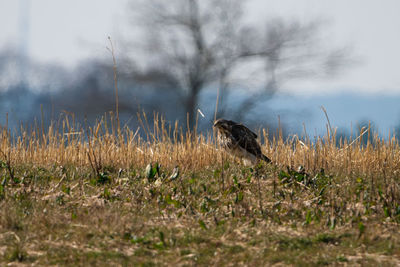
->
[107,36,120,133]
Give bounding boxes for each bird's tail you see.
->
[261,154,271,163]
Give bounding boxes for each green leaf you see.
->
[213,169,221,179]
[0,184,4,200]
[201,183,207,192]
[159,231,165,245]
[130,235,145,244]
[56,195,65,205]
[198,220,207,230]
[235,191,244,203]
[318,187,326,197]
[246,175,251,183]
[224,162,230,170]
[233,176,238,186]
[200,199,209,213]
[295,173,305,182]
[153,242,165,250]
[329,216,336,229]
[384,206,390,217]
[278,170,290,180]
[145,163,158,182]
[103,187,111,200]
[165,194,180,208]
[305,210,312,224]
[62,185,71,195]
[155,162,161,176]
[97,172,110,184]
[358,222,365,236]
[0,160,7,169]
[396,206,400,216]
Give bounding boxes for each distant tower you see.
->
[18,0,30,84]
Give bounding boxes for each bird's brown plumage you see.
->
[213,119,271,165]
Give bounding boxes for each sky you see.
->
[248,0,400,95]
[1,0,400,96]
[0,0,400,135]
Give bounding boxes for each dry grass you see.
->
[3,113,400,175]
[0,113,400,266]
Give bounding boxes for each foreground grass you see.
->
[0,162,399,266]
[0,116,399,265]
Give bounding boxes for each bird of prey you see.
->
[213,119,271,165]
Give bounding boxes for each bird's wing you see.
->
[231,124,262,157]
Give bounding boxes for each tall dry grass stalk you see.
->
[107,36,120,132]
[0,112,399,178]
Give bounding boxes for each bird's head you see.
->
[213,119,233,135]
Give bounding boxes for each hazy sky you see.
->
[1,0,400,95]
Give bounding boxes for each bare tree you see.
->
[129,0,350,125]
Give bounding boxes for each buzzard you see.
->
[213,119,271,165]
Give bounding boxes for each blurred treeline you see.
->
[0,0,353,137]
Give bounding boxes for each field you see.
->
[0,115,400,266]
